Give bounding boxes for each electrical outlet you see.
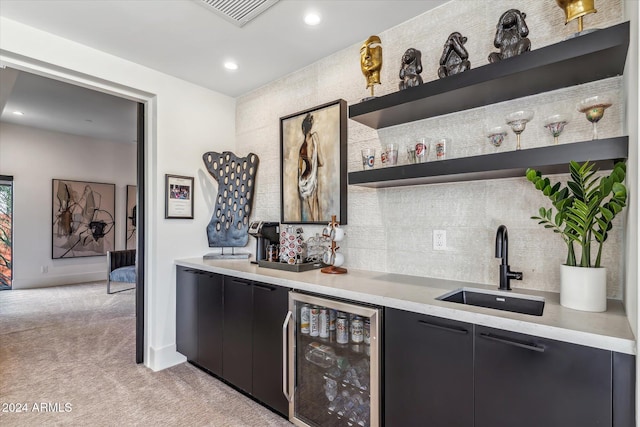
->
[433,230,447,250]
[41,265,49,274]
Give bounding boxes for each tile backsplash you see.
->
[237,0,626,298]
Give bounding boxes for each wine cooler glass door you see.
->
[288,292,380,427]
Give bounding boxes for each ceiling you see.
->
[0,0,448,143]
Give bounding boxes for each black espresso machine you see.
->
[248,221,280,264]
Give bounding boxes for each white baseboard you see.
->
[12,272,106,289]
[147,343,186,372]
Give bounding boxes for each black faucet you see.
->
[495,225,523,291]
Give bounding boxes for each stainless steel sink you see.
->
[437,287,545,316]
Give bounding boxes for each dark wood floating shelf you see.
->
[348,137,628,188]
[349,22,630,129]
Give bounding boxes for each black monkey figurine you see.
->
[438,32,471,78]
[398,48,423,90]
[488,9,531,63]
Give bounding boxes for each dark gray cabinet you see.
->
[176,268,289,416]
[176,266,198,361]
[251,282,289,415]
[222,276,254,393]
[474,325,612,427]
[384,308,634,427]
[385,308,473,427]
[197,271,223,376]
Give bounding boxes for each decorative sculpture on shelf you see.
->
[202,151,259,259]
[488,9,531,63]
[556,0,597,35]
[437,32,471,78]
[399,47,423,90]
[360,35,382,100]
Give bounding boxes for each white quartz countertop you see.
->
[176,258,636,355]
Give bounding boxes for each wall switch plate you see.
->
[41,265,49,273]
[433,230,446,250]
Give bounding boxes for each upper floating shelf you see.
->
[348,137,628,188]
[349,21,630,130]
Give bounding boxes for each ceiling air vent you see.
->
[195,0,279,27]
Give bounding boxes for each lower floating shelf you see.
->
[347,136,628,188]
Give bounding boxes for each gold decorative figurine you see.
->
[556,0,597,35]
[360,35,382,100]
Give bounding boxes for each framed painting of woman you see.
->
[280,99,347,225]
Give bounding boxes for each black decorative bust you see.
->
[488,9,531,63]
[398,48,423,90]
[438,32,471,78]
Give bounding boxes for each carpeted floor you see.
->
[0,282,292,426]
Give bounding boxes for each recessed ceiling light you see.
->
[224,61,238,71]
[304,12,321,26]
[12,111,24,116]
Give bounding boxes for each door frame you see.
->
[0,53,156,365]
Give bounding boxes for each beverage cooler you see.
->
[283,291,382,427]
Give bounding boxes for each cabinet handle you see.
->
[229,279,251,286]
[479,332,545,353]
[282,310,293,402]
[253,283,276,292]
[418,319,468,335]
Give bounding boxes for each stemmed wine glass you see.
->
[506,110,534,150]
[486,126,508,148]
[577,95,612,140]
[543,114,569,145]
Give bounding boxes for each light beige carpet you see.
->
[0,282,292,427]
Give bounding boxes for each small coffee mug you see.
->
[333,252,345,267]
[330,226,345,242]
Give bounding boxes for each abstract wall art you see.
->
[52,179,115,259]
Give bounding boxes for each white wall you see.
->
[0,123,136,288]
[0,17,236,371]
[623,0,639,416]
[238,0,631,297]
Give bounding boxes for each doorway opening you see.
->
[0,176,12,290]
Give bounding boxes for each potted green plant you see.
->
[525,160,627,312]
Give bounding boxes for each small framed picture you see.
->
[165,174,194,219]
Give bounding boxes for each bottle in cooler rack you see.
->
[329,309,337,331]
[300,304,310,335]
[304,342,348,369]
[310,306,320,337]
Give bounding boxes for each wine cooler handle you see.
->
[282,310,293,402]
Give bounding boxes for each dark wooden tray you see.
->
[258,260,326,272]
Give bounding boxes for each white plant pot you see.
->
[560,264,607,312]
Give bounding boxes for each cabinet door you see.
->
[223,276,254,393]
[197,272,223,376]
[385,308,473,427]
[475,325,612,427]
[176,266,198,361]
[252,282,289,416]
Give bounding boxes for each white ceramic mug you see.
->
[322,250,334,265]
[333,252,344,267]
[330,226,345,242]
